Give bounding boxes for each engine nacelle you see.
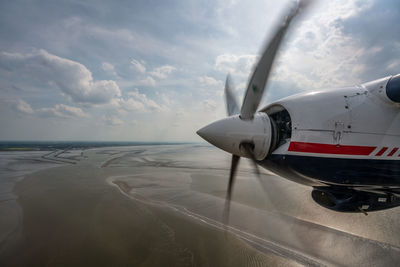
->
[362,74,400,105]
[311,187,400,213]
[386,74,400,103]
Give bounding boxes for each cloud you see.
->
[101,62,117,76]
[198,76,222,87]
[102,115,124,126]
[0,50,121,104]
[200,99,217,111]
[245,0,379,99]
[130,64,176,86]
[11,99,34,115]
[127,89,165,111]
[7,98,88,119]
[131,59,146,73]
[175,109,185,118]
[208,0,391,105]
[149,65,176,79]
[156,92,173,106]
[333,0,400,80]
[117,97,146,113]
[139,76,156,86]
[116,88,166,113]
[60,17,175,61]
[215,54,257,77]
[37,104,89,118]
[2,0,397,142]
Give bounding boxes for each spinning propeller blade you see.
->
[241,142,269,194]
[223,154,240,224]
[223,1,311,224]
[240,0,311,120]
[198,0,312,226]
[224,74,240,116]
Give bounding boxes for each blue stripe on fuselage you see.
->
[260,154,400,187]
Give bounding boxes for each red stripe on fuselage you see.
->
[288,142,376,155]
[388,147,398,156]
[375,147,388,156]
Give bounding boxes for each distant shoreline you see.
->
[0,141,196,151]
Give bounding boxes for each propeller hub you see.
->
[197,113,272,160]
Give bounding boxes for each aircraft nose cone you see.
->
[196,115,247,156]
[196,121,223,146]
[196,127,207,140]
[197,113,272,160]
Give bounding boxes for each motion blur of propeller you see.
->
[197,0,312,225]
[224,74,240,116]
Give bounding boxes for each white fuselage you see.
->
[259,75,400,188]
[265,76,400,160]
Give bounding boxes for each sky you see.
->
[0,0,399,141]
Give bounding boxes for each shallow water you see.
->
[0,144,399,266]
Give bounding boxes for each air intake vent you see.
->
[386,74,400,103]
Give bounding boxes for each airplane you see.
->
[196,0,400,215]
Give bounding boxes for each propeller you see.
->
[240,0,312,120]
[223,154,240,224]
[224,74,240,116]
[205,0,313,225]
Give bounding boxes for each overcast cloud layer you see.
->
[0,0,399,141]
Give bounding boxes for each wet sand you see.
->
[0,146,298,266]
[1,144,400,266]
[0,150,72,252]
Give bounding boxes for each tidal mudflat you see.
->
[0,144,400,266]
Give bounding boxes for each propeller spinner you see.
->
[197,0,311,225]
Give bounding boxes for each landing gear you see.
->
[358,206,368,216]
[312,187,400,213]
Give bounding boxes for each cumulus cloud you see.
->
[149,65,176,79]
[11,99,34,115]
[101,62,117,76]
[0,50,121,104]
[116,88,166,113]
[102,115,124,126]
[117,97,147,113]
[210,0,392,105]
[215,54,257,77]
[200,99,217,111]
[198,76,222,86]
[222,0,381,105]
[156,92,173,106]
[37,104,89,118]
[270,0,390,91]
[3,0,396,142]
[139,76,156,86]
[7,98,88,119]
[334,0,400,80]
[131,59,146,73]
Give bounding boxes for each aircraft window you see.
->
[386,74,400,103]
